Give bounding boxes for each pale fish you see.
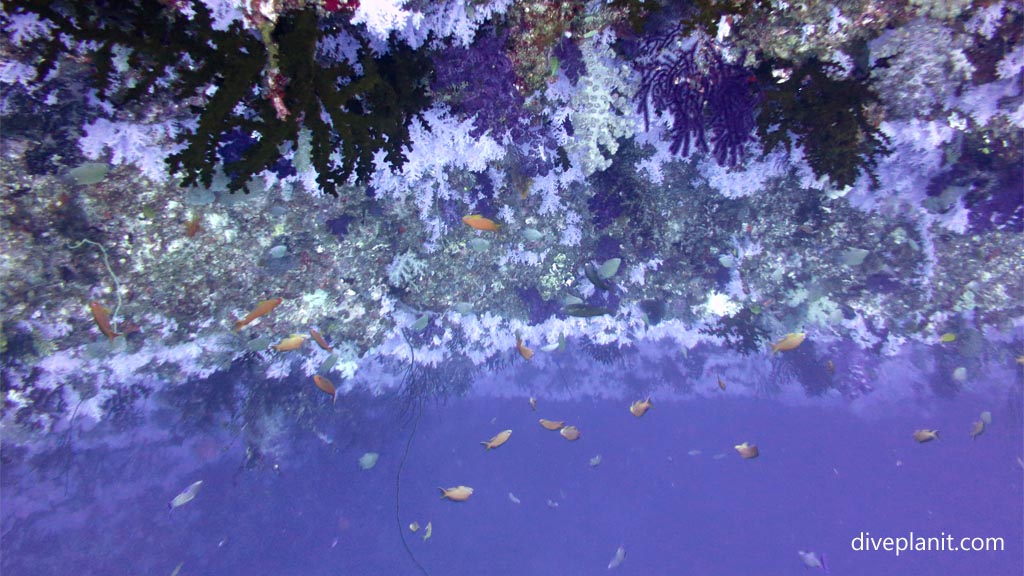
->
[169,480,203,509]
[529,397,537,411]
[408,521,420,533]
[423,522,432,541]
[913,429,939,443]
[712,453,727,460]
[589,454,602,467]
[629,398,652,417]
[560,425,581,441]
[439,486,474,502]
[482,429,512,450]
[980,411,992,425]
[797,550,828,571]
[359,452,379,470]
[734,442,759,459]
[970,420,985,440]
[546,499,559,509]
[508,492,521,505]
[170,562,185,576]
[687,449,702,456]
[607,545,626,570]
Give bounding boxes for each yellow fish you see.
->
[439,486,474,502]
[970,420,984,440]
[482,429,512,450]
[462,214,501,231]
[560,425,581,441]
[272,334,307,352]
[771,333,806,353]
[629,398,652,417]
[539,419,565,431]
[234,297,283,330]
[734,442,759,459]
[913,429,939,443]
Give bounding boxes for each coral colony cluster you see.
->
[0,0,1022,452]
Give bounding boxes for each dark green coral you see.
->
[9,0,431,196]
[755,59,890,188]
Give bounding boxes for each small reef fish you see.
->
[546,499,559,509]
[734,442,759,459]
[970,420,985,440]
[940,332,957,343]
[584,262,612,291]
[272,334,307,352]
[234,297,283,330]
[422,522,432,541]
[825,360,835,375]
[170,562,185,576]
[310,328,333,351]
[589,454,602,467]
[462,214,501,231]
[712,453,727,460]
[358,452,379,470]
[88,301,120,341]
[185,212,202,238]
[607,545,626,570]
[539,419,565,431]
[529,397,537,411]
[409,521,420,533]
[439,486,474,502]
[980,411,992,425]
[560,425,581,441]
[717,375,726,390]
[482,429,512,450]
[312,375,338,404]
[516,334,534,360]
[771,332,806,353]
[687,449,702,456]
[169,480,203,509]
[508,492,521,504]
[564,303,614,318]
[797,550,828,571]
[913,429,939,443]
[629,398,652,417]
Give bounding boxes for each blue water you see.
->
[4,389,1021,575]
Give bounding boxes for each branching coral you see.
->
[9,0,432,195]
[635,28,760,167]
[755,58,890,188]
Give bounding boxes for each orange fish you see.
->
[629,398,652,417]
[539,419,565,431]
[771,333,806,353]
[913,429,939,443]
[88,301,120,341]
[439,486,474,502]
[310,328,333,352]
[516,334,533,360]
[185,213,202,238]
[717,375,727,391]
[481,429,512,450]
[734,442,759,459]
[462,214,501,231]
[560,425,581,441]
[313,375,338,404]
[272,334,307,352]
[234,297,283,330]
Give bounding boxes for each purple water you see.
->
[3,391,1021,575]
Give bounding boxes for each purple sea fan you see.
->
[432,28,529,142]
[635,28,760,166]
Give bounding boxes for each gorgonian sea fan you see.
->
[432,27,529,142]
[635,27,760,166]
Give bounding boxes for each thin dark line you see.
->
[395,330,429,576]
